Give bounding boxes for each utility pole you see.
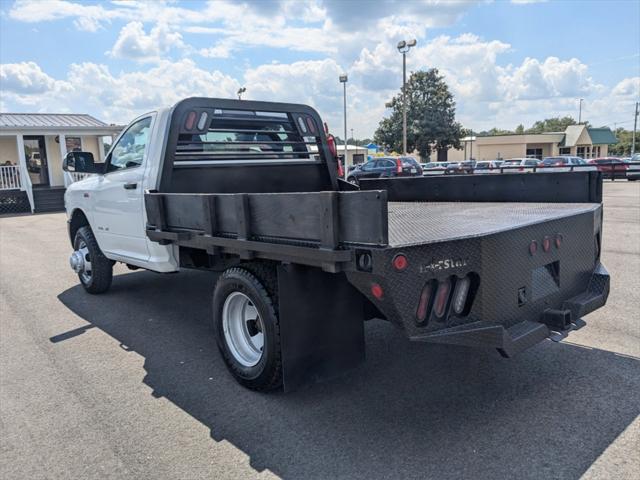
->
[632,101,639,156]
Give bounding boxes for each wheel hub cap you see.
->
[70,241,92,282]
[222,292,265,367]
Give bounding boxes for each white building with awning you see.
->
[0,113,122,213]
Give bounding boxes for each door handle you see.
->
[123,182,137,190]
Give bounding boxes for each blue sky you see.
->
[1,0,639,137]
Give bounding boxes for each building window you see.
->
[65,136,82,152]
[577,146,586,158]
[559,147,571,155]
[526,148,543,160]
[593,146,601,158]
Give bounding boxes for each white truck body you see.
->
[65,108,178,272]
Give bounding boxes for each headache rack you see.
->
[157,98,339,195]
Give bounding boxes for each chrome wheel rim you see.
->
[222,292,265,367]
[77,239,92,284]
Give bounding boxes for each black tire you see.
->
[74,226,113,294]
[213,266,283,392]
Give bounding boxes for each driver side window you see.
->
[362,161,375,171]
[107,117,152,172]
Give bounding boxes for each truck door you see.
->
[91,115,154,261]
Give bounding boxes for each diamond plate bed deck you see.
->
[387,202,600,247]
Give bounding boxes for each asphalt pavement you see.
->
[1,181,638,480]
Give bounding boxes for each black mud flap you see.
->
[277,264,365,392]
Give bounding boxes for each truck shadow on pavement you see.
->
[57,269,640,480]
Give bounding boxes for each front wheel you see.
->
[213,267,283,392]
[71,226,113,294]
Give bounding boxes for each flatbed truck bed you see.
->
[387,201,600,247]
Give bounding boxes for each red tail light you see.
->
[326,134,342,176]
[433,279,451,318]
[184,111,197,130]
[371,283,384,300]
[396,158,402,173]
[519,166,524,171]
[392,254,408,271]
[416,282,434,323]
[542,236,551,252]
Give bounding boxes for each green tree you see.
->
[515,124,525,134]
[526,116,589,133]
[608,128,634,156]
[374,69,463,159]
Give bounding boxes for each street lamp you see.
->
[578,98,584,124]
[397,39,417,155]
[339,74,348,179]
[237,87,246,100]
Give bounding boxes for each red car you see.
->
[588,157,629,179]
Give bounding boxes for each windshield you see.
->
[542,157,567,165]
[400,157,419,167]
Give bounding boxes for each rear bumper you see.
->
[409,262,609,357]
[345,204,607,357]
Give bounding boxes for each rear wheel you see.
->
[213,266,283,392]
[72,226,113,294]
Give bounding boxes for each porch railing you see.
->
[65,171,96,185]
[0,165,22,190]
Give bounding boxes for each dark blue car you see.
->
[347,156,423,184]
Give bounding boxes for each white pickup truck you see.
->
[64,97,610,392]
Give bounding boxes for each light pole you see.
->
[339,74,348,179]
[237,87,246,100]
[632,101,639,156]
[578,98,584,124]
[397,39,417,155]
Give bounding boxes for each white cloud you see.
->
[0,61,57,94]
[2,60,239,122]
[500,57,595,101]
[9,0,114,31]
[2,1,634,137]
[108,22,186,61]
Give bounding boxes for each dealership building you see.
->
[448,124,618,162]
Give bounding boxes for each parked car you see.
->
[27,152,41,172]
[539,156,596,173]
[421,162,448,175]
[473,160,502,174]
[347,156,422,184]
[500,158,541,173]
[445,161,475,175]
[625,153,640,181]
[588,157,628,180]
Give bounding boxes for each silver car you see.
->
[500,158,541,173]
[539,156,597,173]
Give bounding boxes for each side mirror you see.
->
[63,151,99,173]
